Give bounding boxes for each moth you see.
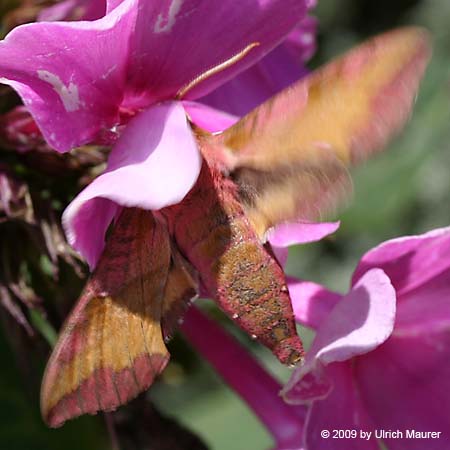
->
[41,27,430,427]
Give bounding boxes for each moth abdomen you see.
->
[166,158,304,366]
[212,238,304,365]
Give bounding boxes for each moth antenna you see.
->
[176,42,260,99]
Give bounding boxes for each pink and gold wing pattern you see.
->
[211,27,431,238]
[41,208,198,427]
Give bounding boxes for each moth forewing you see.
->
[40,209,198,427]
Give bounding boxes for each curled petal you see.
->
[282,269,395,402]
[268,221,340,248]
[63,101,201,268]
[303,269,395,366]
[352,226,450,297]
[0,0,135,151]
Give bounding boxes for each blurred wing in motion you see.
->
[41,208,197,427]
[210,27,431,238]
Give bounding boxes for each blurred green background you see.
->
[1,1,450,449]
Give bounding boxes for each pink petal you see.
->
[201,14,317,116]
[287,277,341,329]
[355,327,450,449]
[0,0,135,151]
[282,269,395,402]
[268,221,340,248]
[302,363,379,450]
[269,221,339,268]
[121,0,307,106]
[182,101,238,133]
[63,101,201,268]
[394,269,450,334]
[200,36,308,117]
[352,226,450,297]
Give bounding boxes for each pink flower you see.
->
[0,0,313,268]
[282,227,450,450]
